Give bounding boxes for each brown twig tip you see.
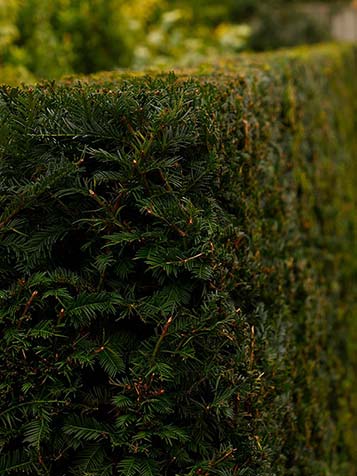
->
[180,252,204,264]
[94,346,105,353]
[89,189,96,196]
[23,290,38,312]
[151,316,174,363]
[18,290,39,328]
[162,316,173,337]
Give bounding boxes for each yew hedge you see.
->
[0,44,356,476]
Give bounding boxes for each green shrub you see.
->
[0,65,35,86]
[249,5,331,51]
[1,0,133,78]
[0,43,356,475]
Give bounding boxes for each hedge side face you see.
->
[0,44,356,476]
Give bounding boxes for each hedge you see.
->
[0,43,356,476]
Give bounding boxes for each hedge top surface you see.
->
[4,42,348,89]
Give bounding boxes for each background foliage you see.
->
[0,43,356,475]
[0,0,349,84]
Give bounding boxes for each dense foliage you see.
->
[0,43,356,475]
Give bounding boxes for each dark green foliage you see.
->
[249,4,331,51]
[0,44,356,475]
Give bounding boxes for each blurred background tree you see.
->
[0,0,351,83]
[1,0,133,78]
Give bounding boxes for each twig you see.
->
[18,290,38,329]
[151,316,173,364]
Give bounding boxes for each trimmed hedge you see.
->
[0,44,356,476]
